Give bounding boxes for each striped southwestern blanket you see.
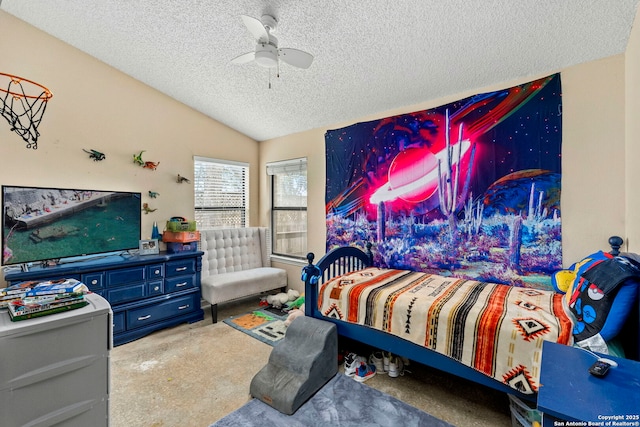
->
[318,267,573,394]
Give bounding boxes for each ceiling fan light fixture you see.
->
[255,44,278,68]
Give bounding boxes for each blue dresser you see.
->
[4,251,204,346]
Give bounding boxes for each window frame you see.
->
[268,158,307,259]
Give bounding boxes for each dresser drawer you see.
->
[0,356,108,427]
[148,280,164,296]
[106,282,146,305]
[126,293,199,329]
[165,259,196,277]
[82,272,104,291]
[112,311,125,334]
[106,266,145,286]
[0,307,109,387]
[165,275,195,293]
[147,264,164,280]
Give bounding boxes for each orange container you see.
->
[162,230,200,243]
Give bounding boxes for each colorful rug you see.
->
[223,308,289,346]
[210,373,454,427]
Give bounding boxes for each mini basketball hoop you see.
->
[0,72,53,149]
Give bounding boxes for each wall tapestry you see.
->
[325,74,562,289]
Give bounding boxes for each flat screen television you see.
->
[2,185,142,266]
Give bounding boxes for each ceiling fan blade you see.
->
[278,48,314,69]
[240,15,268,43]
[231,51,256,64]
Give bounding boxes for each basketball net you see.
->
[0,72,53,149]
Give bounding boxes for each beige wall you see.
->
[561,56,627,255]
[260,58,630,274]
[626,10,640,253]
[0,12,260,259]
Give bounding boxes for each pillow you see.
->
[551,251,612,302]
[560,255,640,343]
[597,278,638,341]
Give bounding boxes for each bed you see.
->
[302,238,640,399]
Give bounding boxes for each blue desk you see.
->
[538,341,640,425]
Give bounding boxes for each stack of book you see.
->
[0,278,89,321]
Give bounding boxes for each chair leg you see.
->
[211,304,218,324]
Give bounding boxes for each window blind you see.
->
[266,158,307,175]
[193,157,249,229]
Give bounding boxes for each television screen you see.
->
[2,185,141,266]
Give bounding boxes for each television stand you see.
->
[4,251,205,346]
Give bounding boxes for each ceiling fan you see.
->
[231,14,314,70]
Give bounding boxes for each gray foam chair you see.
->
[249,316,338,415]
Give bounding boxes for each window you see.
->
[268,158,307,258]
[193,156,248,229]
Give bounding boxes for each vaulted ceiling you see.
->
[2,1,638,141]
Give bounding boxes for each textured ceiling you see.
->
[1,0,638,141]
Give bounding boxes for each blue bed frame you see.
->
[302,237,639,400]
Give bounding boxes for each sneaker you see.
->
[382,352,391,372]
[387,354,404,378]
[369,352,385,373]
[343,352,357,375]
[354,362,376,382]
[344,352,366,377]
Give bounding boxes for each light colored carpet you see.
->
[110,298,512,427]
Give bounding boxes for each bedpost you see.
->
[609,235,623,256]
[302,252,320,318]
[365,242,374,267]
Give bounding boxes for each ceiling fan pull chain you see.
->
[269,68,272,89]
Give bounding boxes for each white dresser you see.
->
[0,293,111,427]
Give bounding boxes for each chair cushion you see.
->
[201,267,287,305]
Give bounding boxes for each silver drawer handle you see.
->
[91,279,98,285]
[176,282,188,287]
[138,315,151,321]
[154,286,160,291]
[154,269,160,274]
[178,305,189,310]
[175,267,187,272]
